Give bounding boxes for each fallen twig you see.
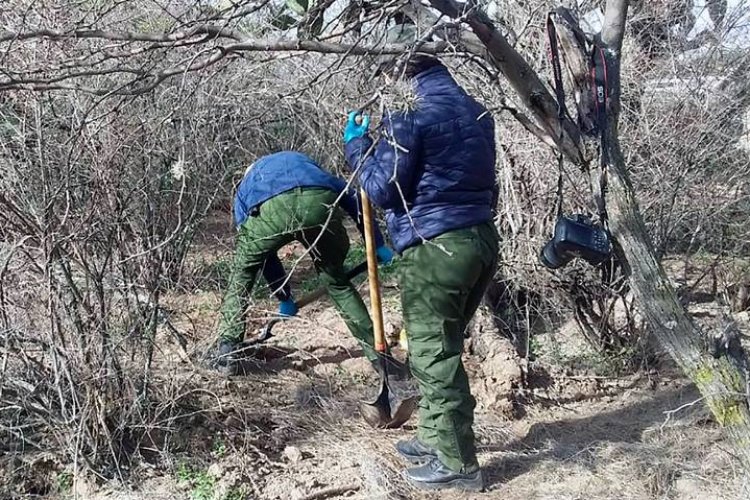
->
[298,484,361,500]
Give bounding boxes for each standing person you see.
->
[343,24,499,492]
[215,151,393,375]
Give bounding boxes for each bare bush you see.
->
[2,0,750,490]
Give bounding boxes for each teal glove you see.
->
[278,299,298,317]
[344,111,370,144]
[376,245,394,265]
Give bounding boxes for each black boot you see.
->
[395,437,437,464]
[214,339,240,376]
[405,457,484,492]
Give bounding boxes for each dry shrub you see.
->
[2,0,750,492]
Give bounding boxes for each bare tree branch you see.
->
[0,29,453,94]
[0,25,244,44]
[426,0,585,165]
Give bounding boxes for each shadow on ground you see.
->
[483,383,702,490]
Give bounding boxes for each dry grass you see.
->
[52,281,747,500]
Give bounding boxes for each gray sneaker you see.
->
[395,437,437,464]
[405,457,484,492]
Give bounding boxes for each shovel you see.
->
[242,261,369,347]
[358,188,418,429]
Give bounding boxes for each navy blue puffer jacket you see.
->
[345,64,497,253]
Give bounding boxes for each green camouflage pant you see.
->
[400,221,499,473]
[218,188,377,361]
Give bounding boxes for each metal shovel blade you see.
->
[359,369,418,429]
[360,377,392,428]
[242,317,282,347]
[384,392,418,429]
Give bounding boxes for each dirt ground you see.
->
[49,218,750,500]
[78,295,748,500]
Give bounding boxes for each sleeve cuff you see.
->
[344,135,374,170]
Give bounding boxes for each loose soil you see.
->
[20,216,750,500]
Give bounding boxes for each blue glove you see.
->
[344,111,370,144]
[376,245,394,265]
[278,299,298,317]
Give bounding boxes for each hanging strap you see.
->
[554,153,564,218]
[546,13,570,123]
[547,10,615,226]
[591,44,610,226]
[591,46,609,137]
[547,12,568,218]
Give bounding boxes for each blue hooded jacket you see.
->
[345,64,497,253]
[234,151,383,300]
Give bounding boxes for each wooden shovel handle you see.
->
[360,188,387,353]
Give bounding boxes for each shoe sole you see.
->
[407,475,484,492]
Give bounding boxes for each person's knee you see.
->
[406,342,444,373]
[322,275,354,295]
[408,332,463,363]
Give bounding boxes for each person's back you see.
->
[234,151,350,227]
[216,150,391,377]
[345,61,496,252]
[404,63,496,239]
